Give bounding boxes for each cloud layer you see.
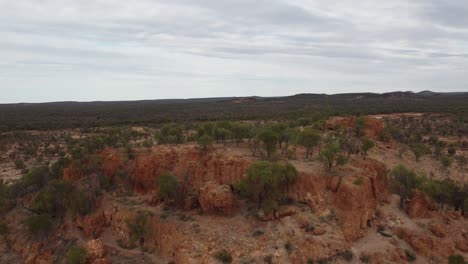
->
[1,0,467,102]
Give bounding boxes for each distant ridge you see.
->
[0,91,466,131]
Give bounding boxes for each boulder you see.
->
[76,210,108,238]
[455,240,468,253]
[405,190,437,218]
[395,227,455,258]
[198,181,237,216]
[428,223,446,238]
[85,239,107,261]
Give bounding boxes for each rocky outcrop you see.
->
[405,190,437,218]
[130,146,250,194]
[395,227,455,258]
[333,158,388,241]
[428,223,446,238]
[76,210,108,238]
[289,172,327,212]
[198,181,237,216]
[84,239,111,264]
[326,116,384,139]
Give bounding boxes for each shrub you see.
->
[14,159,26,170]
[353,177,364,186]
[156,173,178,204]
[235,161,298,213]
[405,249,416,262]
[66,245,87,264]
[0,221,8,236]
[214,249,232,263]
[127,211,149,250]
[25,214,52,234]
[284,241,293,254]
[361,137,375,159]
[448,254,465,264]
[197,134,214,151]
[341,250,353,261]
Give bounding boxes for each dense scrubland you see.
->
[0,92,467,264]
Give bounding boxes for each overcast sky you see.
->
[1,0,467,103]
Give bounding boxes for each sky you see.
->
[1,0,468,103]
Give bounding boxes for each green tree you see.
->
[319,142,340,172]
[297,128,321,159]
[127,211,149,251]
[236,161,298,213]
[258,129,279,157]
[156,173,178,204]
[361,137,375,160]
[389,165,424,209]
[230,122,251,145]
[24,214,52,234]
[67,245,87,264]
[410,143,430,162]
[197,134,214,151]
[156,123,184,144]
[355,117,366,137]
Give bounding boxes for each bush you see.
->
[448,254,465,264]
[14,159,26,170]
[341,250,353,261]
[197,134,214,151]
[127,211,149,249]
[25,214,52,234]
[405,249,416,262]
[214,249,232,263]
[353,177,364,186]
[235,161,298,213]
[284,241,293,254]
[0,221,8,236]
[66,245,87,264]
[156,173,178,203]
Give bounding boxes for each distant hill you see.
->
[0,91,467,131]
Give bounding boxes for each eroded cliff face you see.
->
[326,116,384,139]
[0,147,400,263]
[128,146,251,194]
[332,158,389,241]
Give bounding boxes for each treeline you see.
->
[1,92,467,131]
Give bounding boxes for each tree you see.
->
[214,127,230,144]
[355,117,366,137]
[156,123,184,144]
[156,173,178,204]
[235,161,298,213]
[127,211,149,251]
[410,143,430,162]
[24,214,52,234]
[230,122,250,145]
[297,128,321,159]
[440,155,453,172]
[197,134,214,151]
[258,129,279,157]
[319,142,340,172]
[361,137,375,160]
[389,165,424,209]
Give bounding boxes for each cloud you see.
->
[0,0,467,103]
